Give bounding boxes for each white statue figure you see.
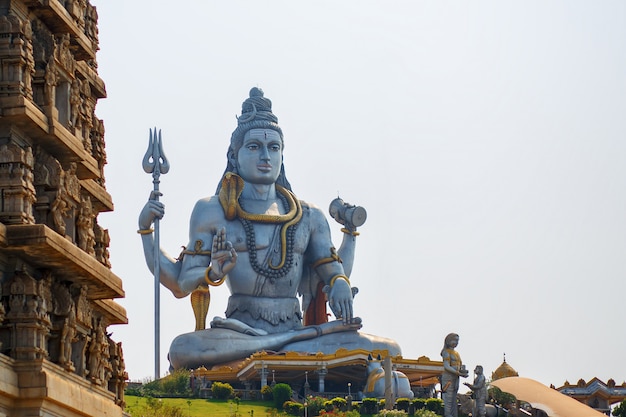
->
[441,333,469,417]
[138,87,400,369]
[464,365,487,417]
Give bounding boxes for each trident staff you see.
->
[142,128,170,379]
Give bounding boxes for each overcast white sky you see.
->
[90,1,626,390]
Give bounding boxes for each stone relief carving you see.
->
[85,4,99,50]
[88,317,109,386]
[4,271,51,360]
[44,58,58,106]
[90,117,107,183]
[77,196,96,255]
[56,33,75,75]
[94,224,112,267]
[74,284,92,327]
[0,14,35,99]
[0,142,36,224]
[50,170,70,235]
[108,341,128,406]
[70,78,82,128]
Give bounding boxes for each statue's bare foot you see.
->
[313,318,362,336]
[210,317,268,336]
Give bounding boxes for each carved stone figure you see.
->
[77,196,95,255]
[44,59,57,105]
[464,365,487,417]
[74,284,92,326]
[441,333,469,417]
[65,162,80,202]
[363,354,414,400]
[59,301,78,370]
[139,87,400,370]
[94,224,111,267]
[90,117,107,182]
[50,170,69,235]
[88,319,106,385]
[56,33,74,74]
[70,79,81,127]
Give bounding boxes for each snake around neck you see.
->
[219,173,303,280]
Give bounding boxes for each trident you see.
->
[142,128,170,379]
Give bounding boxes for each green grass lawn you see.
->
[125,395,278,417]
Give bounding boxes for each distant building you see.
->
[555,378,626,415]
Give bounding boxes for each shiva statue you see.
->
[441,333,469,417]
[138,87,401,370]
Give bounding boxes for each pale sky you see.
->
[90,1,626,390]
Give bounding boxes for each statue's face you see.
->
[236,129,283,185]
[448,335,459,348]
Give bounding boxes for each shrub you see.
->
[306,396,326,416]
[272,383,292,410]
[284,400,304,416]
[413,409,439,417]
[411,399,426,410]
[424,398,443,414]
[330,397,347,411]
[261,384,273,400]
[211,381,234,400]
[360,397,379,414]
[377,410,407,416]
[161,369,192,397]
[396,398,411,412]
[324,397,347,412]
[489,386,516,408]
[131,370,192,398]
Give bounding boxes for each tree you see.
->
[613,399,626,417]
[211,381,234,400]
[272,383,292,410]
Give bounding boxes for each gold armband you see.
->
[341,228,360,236]
[137,228,154,235]
[329,274,350,288]
[181,240,212,256]
[204,266,226,287]
[311,247,342,268]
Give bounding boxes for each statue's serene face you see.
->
[236,129,283,185]
[447,335,459,348]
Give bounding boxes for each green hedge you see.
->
[272,383,292,410]
[211,381,234,400]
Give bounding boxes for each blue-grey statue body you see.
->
[138,88,400,369]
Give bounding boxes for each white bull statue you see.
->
[362,354,414,399]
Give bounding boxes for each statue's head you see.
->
[443,332,460,349]
[218,87,291,192]
[474,365,483,375]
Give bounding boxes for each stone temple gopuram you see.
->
[0,1,128,416]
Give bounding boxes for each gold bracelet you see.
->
[204,266,226,287]
[329,274,350,288]
[340,228,360,236]
[137,228,154,235]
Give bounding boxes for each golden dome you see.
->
[492,356,519,381]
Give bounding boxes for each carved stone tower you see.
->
[0,1,128,416]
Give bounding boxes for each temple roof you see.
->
[556,377,626,404]
[492,356,519,381]
[193,348,444,389]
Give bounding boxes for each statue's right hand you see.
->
[138,192,164,230]
[210,227,238,279]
